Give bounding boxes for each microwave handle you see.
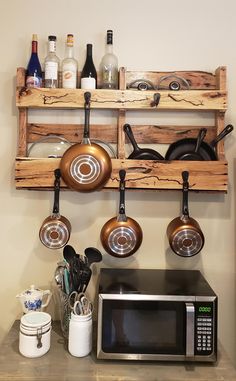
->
[185,302,195,357]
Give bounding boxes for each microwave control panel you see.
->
[195,302,215,355]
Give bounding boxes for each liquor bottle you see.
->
[44,35,60,88]
[26,34,42,88]
[80,44,97,89]
[62,34,78,89]
[100,30,118,89]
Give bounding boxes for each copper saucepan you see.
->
[100,169,143,258]
[167,171,204,257]
[60,92,112,192]
[39,169,71,249]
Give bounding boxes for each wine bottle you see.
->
[44,35,60,88]
[26,34,42,88]
[62,34,78,89]
[80,44,97,89]
[100,30,118,89]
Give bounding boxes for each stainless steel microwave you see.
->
[97,268,217,362]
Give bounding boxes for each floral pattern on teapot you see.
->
[16,285,52,314]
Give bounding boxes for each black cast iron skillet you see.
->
[123,123,164,160]
[165,124,234,161]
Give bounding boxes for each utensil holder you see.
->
[55,286,71,338]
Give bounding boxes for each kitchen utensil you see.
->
[165,124,234,161]
[39,169,71,249]
[100,169,143,258]
[124,123,164,160]
[84,247,102,267]
[68,291,93,315]
[16,285,52,313]
[167,171,205,257]
[27,135,72,158]
[60,92,112,191]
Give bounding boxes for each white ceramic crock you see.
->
[19,312,52,358]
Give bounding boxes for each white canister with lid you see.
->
[19,312,52,358]
[68,311,92,357]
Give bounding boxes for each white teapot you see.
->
[16,285,52,313]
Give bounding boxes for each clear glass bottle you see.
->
[26,34,42,88]
[100,30,118,89]
[62,34,78,89]
[44,35,60,88]
[80,44,97,89]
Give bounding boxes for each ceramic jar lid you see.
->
[20,312,51,332]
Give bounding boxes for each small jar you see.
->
[19,312,51,358]
[68,311,92,357]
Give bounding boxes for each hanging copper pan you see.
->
[39,169,71,249]
[60,92,112,192]
[100,169,143,258]
[167,171,205,257]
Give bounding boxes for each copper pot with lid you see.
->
[167,171,205,257]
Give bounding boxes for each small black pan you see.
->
[124,124,164,160]
[165,124,234,161]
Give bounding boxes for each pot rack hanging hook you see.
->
[150,92,161,107]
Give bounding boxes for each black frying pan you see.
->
[124,124,164,160]
[165,124,234,161]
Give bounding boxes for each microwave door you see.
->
[185,302,195,358]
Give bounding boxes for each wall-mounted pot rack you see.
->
[15,66,228,192]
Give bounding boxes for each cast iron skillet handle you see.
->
[210,124,234,148]
[52,168,61,215]
[123,124,139,152]
[195,128,207,153]
[150,92,161,107]
[83,92,91,140]
[119,169,126,215]
[182,171,190,218]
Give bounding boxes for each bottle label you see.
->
[26,75,42,88]
[49,41,56,53]
[81,77,96,89]
[45,62,58,80]
[62,63,77,89]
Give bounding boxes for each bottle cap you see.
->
[32,34,38,41]
[48,35,57,41]
[107,30,113,44]
[67,34,74,46]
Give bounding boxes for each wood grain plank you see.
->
[15,157,228,192]
[16,88,227,111]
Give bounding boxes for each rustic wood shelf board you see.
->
[15,157,228,192]
[16,88,227,111]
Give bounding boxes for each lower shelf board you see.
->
[15,157,228,192]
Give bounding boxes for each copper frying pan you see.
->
[39,169,71,249]
[167,171,204,257]
[100,169,143,258]
[60,92,112,192]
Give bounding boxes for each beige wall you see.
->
[0,0,236,366]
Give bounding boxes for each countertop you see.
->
[0,320,236,381]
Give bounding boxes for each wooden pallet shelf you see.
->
[15,66,229,192]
